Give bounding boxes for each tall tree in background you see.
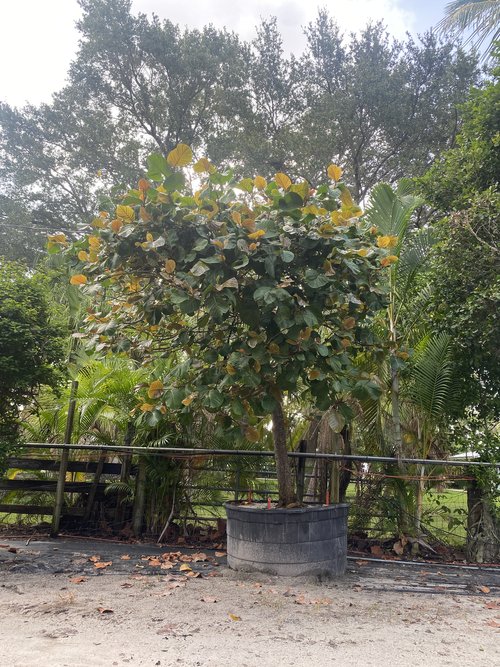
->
[0,0,478,263]
[437,1,500,61]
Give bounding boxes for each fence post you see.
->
[296,440,307,504]
[50,379,78,537]
[132,456,147,537]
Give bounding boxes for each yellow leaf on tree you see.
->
[140,206,152,222]
[193,157,213,173]
[182,394,195,407]
[88,235,101,249]
[369,226,378,234]
[111,219,123,233]
[48,233,67,245]
[148,380,164,399]
[244,426,260,443]
[167,143,193,167]
[231,211,242,226]
[78,251,89,262]
[356,248,369,257]
[140,403,154,412]
[248,242,258,251]
[88,251,98,263]
[308,369,321,380]
[342,317,356,330]
[254,175,267,190]
[268,342,280,355]
[138,178,151,192]
[242,218,256,232]
[247,229,265,240]
[146,232,153,242]
[164,259,176,274]
[380,255,399,267]
[226,363,237,375]
[116,205,135,222]
[70,274,87,286]
[377,235,398,248]
[327,164,343,181]
[275,172,291,190]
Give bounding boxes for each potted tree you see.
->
[61,144,388,575]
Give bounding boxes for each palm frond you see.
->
[437,1,500,60]
[410,333,454,421]
[365,183,423,242]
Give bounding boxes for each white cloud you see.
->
[0,0,416,107]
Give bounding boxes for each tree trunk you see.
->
[467,479,500,563]
[272,402,296,506]
[415,465,425,535]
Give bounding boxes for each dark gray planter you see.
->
[225,502,349,577]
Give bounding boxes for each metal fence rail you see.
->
[1,442,498,559]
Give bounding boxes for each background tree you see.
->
[0,0,478,263]
[0,260,62,468]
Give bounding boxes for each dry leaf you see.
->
[485,601,500,610]
[191,552,208,562]
[215,551,227,558]
[121,583,133,588]
[186,571,201,578]
[486,620,500,628]
[94,561,112,569]
[120,554,131,561]
[370,545,384,557]
[149,558,162,567]
[179,563,192,572]
[69,576,86,584]
[200,596,218,603]
[355,560,369,566]
[160,562,174,570]
[89,555,101,562]
[228,614,241,622]
[97,607,114,614]
[480,586,491,594]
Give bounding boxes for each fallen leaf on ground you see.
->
[485,601,500,610]
[355,560,369,566]
[480,586,491,594]
[486,620,500,628]
[69,576,86,584]
[160,562,174,570]
[186,571,201,578]
[191,552,208,562]
[215,551,227,558]
[7,547,18,554]
[149,558,162,567]
[120,582,133,588]
[120,554,131,560]
[166,581,186,590]
[89,555,101,562]
[97,607,114,614]
[200,596,218,603]
[228,614,241,621]
[179,563,192,572]
[94,561,112,569]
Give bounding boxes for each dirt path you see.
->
[1,538,499,666]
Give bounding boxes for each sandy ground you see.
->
[1,538,499,667]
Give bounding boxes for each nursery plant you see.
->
[58,145,390,506]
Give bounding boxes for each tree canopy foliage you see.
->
[0,260,63,461]
[0,0,478,264]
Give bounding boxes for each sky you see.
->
[0,0,447,108]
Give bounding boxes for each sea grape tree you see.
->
[59,145,390,505]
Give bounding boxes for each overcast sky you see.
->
[0,0,447,107]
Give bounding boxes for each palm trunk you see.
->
[415,464,425,535]
[272,402,296,506]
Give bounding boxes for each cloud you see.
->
[134,0,417,50]
[0,0,417,106]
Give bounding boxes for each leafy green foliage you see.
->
[58,148,389,501]
[0,260,62,466]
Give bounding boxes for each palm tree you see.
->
[437,1,500,61]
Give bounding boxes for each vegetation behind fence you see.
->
[1,443,498,562]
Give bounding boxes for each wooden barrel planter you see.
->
[225,502,349,577]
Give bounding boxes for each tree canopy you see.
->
[0,0,478,264]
